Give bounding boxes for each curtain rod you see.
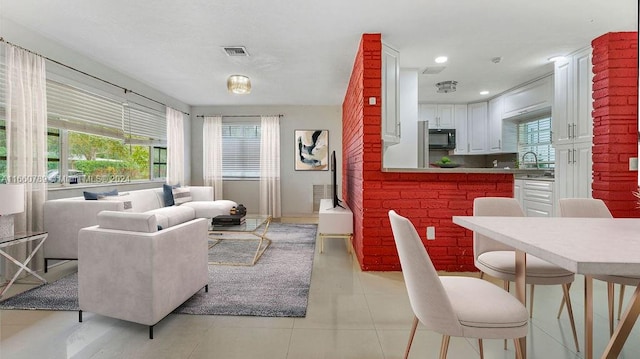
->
[196,114,283,118]
[0,37,190,116]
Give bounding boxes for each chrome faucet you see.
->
[522,151,539,169]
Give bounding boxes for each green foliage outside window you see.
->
[68,131,150,182]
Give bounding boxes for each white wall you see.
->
[383,69,418,168]
[190,105,342,217]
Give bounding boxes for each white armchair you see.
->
[77,211,209,339]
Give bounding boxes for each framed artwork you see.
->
[294,130,329,171]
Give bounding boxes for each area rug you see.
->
[0,223,317,317]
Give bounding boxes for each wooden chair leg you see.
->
[514,338,525,359]
[529,284,535,318]
[478,339,484,359]
[607,282,615,336]
[557,297,566,319]
[556,282,572,319]
[503,280,509,350]
[562,283,580,352]
[618,284,626,321]
[439,335,450,359]
[404,316,419,359]
[480,271,484,280]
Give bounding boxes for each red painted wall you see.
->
[342,34,513,271]
[591,32,639,217]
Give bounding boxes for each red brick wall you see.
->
[342,34,513,271]
[591,32,639,217]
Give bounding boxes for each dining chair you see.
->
[388,210,528,359]
[472,197,580,352]
[559,198,640,335]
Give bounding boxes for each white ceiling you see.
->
[1,0,637,106]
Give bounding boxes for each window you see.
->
[222,123,261,179]
[517,117,554,169]
[152,147,167,179]
[44,79,166,185]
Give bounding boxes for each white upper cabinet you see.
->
[467,102,488,153]
[553,47,593,146]
[488,96,517,153]
[502,75,553,119]
[381,43,400,144]
[420,104,455,129]
[453,104,468,154]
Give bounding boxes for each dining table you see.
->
[452,216,640,359]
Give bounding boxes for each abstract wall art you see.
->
[294,130,329,171]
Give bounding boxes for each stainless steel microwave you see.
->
[428,128,456,150]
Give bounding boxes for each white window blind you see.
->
[222,123,261,178]
[47,80,165,143]
[517,117,554,168]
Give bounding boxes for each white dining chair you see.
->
[473,197,580,352]
[559,198,640,335]
[388,210,528,359]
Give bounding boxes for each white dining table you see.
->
[452,216,640,359]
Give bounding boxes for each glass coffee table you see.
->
[207,215,272,266]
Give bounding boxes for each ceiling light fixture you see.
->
[480,90,490,95]
[548,55,567,63]
[435,56,448,64]
[227,75,251,94]
[436,80,457,93]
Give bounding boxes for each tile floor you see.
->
[1,219,640,358]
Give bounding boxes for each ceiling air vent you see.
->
[422,66,446,75]
[222,46,249,57]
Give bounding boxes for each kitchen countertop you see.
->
[382,167,550,176]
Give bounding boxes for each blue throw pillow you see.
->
[162,184,178,207]
[83,189,118,200]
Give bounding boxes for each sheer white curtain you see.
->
[4,44,47,276]
[203,116,223,199]
[166,107,184,185]
[259,116,281,217]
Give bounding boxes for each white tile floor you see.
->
[1,221,640,358]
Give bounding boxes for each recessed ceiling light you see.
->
[434,56,448,64]
[548,56,567,63]
[480,90,490,95]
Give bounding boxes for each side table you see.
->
[0,232,48,298]
[318,199,353,254]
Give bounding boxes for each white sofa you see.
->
[43,186,236,271]
[78,211,209,339]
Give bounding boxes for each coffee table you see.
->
[208,215,272,266]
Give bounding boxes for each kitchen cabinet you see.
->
[552,47,592,146]
[420,104,455,129]
[555,141,592,200]
[514,179,523,204]
[453,104,468,154]
[553,47,593,200]
[381,43,400,144]
[488,97,517,153]
[502,75,553,119]
[522,179,555,217]
[467,102,488,153]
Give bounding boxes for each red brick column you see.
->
[591,32,639,218]
[342,34,513,271]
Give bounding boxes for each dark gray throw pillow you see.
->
[162,183,178,207]
[83,189,119,200]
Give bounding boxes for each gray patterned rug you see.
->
[0,223,317,317]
